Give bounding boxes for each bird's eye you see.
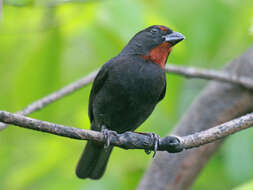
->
[150,28,159,33]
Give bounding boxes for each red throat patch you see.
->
[142,42,172,68]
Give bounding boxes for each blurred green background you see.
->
[0,0,253,189]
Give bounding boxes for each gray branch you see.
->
[2,63,253,131]
[182,112,253,149]
[165,64,253,89]
[0,70,98,130]
[1,110,253,152]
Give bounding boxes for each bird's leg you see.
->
[135,132,160,157]
[101,125,118,150]
[147,133,160,157]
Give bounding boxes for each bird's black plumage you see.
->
[76,25,184,179]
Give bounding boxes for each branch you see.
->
[165,64,253,89]
[0,70,98,130]
[182,112,253,149]
[1,110,253,152]
[2,64,253,131]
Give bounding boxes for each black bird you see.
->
[76,25,185,179]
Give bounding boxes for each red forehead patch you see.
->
[158,26,168,31]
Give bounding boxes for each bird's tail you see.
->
[75,140,113,179]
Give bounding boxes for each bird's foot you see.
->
[101,125,118,150]
[137,132,160,157]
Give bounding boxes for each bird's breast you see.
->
[93,58,166,132]
[110,61,165,102]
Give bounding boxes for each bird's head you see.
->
[121,25,185,68]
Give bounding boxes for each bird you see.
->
[76,25,185,180]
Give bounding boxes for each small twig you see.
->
[1,110,253,151]
[0,70,98,130]
[2,64,253,131]
[182,112,253,149]
[165,64,253,89]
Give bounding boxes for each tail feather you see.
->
[76,141,113,179]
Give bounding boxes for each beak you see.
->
[163,31,185,45]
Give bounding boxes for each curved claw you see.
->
[152,133,160,158]
[143,133,160,157]
[101,125,117,150]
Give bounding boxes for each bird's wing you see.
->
[88,64,109,123]
[158,79,166,102]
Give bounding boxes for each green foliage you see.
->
[235,180,253,190]
[0,0,253,189]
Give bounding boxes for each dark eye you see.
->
[150,28,159,33]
